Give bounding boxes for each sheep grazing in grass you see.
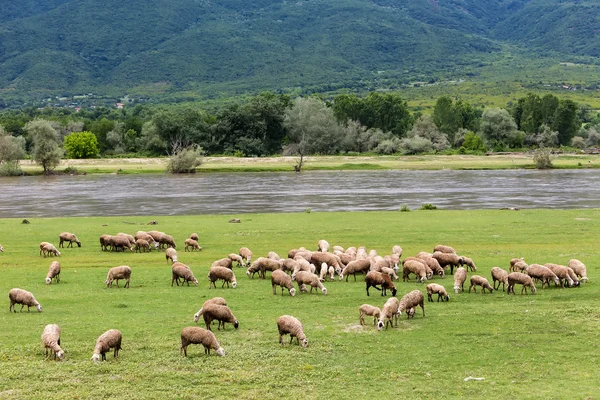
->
[134,238,151,253]
[416,255,444,278]
[165,248,178,264]
[271,270,296,296]
[310,252,342,271]
[247,257,281,279]
[356,247,368,260]
[193,297,228,323]
[105,266,132,288]
[380,266,399,281]
[45,261,61,284]
[171,262,198,286]
[294,271,327,295]
[277,315,308,348]
[453,267,467,294]
[117,233,135,246]
[544,263,579,287]
[568,259,588,283]
[59,232,81,248]
[184,239,202,252]
[268,251,281,261]
[180,327,225,357]
[208,266,237,289]
[9,288,42,312]
[200,303,239,331]
[334,251,354,266]
[392,245,403,257]
[432,251,464,275]
[462,256,477,272]
[341,259,371,281]
[402,258,428,283]
[426,283,450,302]
[239,247,253,265]
[359,304,381,326]
[280,258,299,274]
[318,239,330,252]
[135,232,159,249]
[40,242,61,257]
[509,258,525,272]
[398,290,425,319]
[91,329,122,363]
[507,272,537,295]
[108,235,133,252]
[291,258,316,278]
[159,234,176,249]
[365,271,397,297]
[468,275,493,294]
[512,261,529,273]
[293,250,313,262]
[99,235,111,251]
[228,253,246,268]
[212,257,234,270]
[490,267,509,291]
[524,264,560,288]
[41,324,64,361]
[377,297,400,330]
[433,244,456,254]
[190,233,199,242]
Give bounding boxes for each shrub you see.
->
[64,131,99,159]
[400,136,433,155]
[374,137,401,154]
[167,146,204,173]
[462,131,487,153]
[0,161,23,176]
[533,148,553,169]
[571,136,586,149]
[399,205,410,212]
[26,119,64,173]
[421,203,438,210]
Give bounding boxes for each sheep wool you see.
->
[453,267,467,294]
[228,253,246,267]
[359,304,381,326]
[208,266,237,289]
[212,257,234,270]
[239,247,253,264]
[341,259,371,282]
[433,244,456,254]
[490,267,509,291]
[59,232,81,248]
[318,239,330,253]
[194,297,228,322]
[276,315,308,348]
[41,324,64,360]
[468,275,493,294]
[172,263,198,286]
[180,326,225,357]
[294,271,327,295]
[271,270,296,296]
[200,303,239,331]
[398,290,425,318]
[426,283,450,302]
[365,271,396,297]
[402,258,428,283]
[105,266,132,288]
[568,259,588,283]
[377,297,400,330]
[432,252,464,275]
[9,288,42,312]
[91,329,122,362]
[190,233,199,242]
[524,264,560,288]
[184,239,202,252]
[45,261,61,285]
[392,245,403,257]
[507,272,537,295]
[166,248,178,263]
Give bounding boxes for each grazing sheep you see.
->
[392,245,403,257]
[356,247,368,259]
[512,261,529,273]
[193,297,228,322]
[147,230,165,243]
[333,245,345,253]
[105,266,132,288]
[318,239,330,252]
[172,262,198,286]
[507,272,537,295]
[341,259,371,281]
[276,315,308,348]
[365,271,397,297]
[491,267,509,291]
[45,261,61,284]
[117,233,135,245]
[294,271,327,295]
[136,233,159,249]
[41,324,64,361]
[377,297,400,330]
[135,231,148,240]
[247,257,281,279]
[568,259,588,283]
[359,304,381,326]
[239,247,253,265]
[416,255,444,278]
[271,270,296,296]
[432,251,464,275]
[310,252,342,271]
[462,256,477,272]
[200,303,239,331]
[406,307,416,319]
[544,263,579,287]
[108,235,133,252]
[402,259,428,283]
[293,250,313,262]
[190,233,199,241]
[91,329,122,362]
[398,290,425,318]
[228,253,246,268]
[453,267,467,294]
[334,251,354,266]
[426,283,450,302]
[159,234,176,249]
[99,235,112,251]
[212,257,234,270]
[134,238,151,253]
[509,258,525,272]
[40,242,61,257]
[433,244,456,254]
[180,326,225,356]
[59,232,81,248]
[9,288,42,312]
[524,264,560,288]
[165,247,178,264]
[319,262,328,282]
[381,266,399,281]
[292,258,316,277]
[268,251,281,261]
[280,258,299,274]
[468,275,493,294]
[184,239,202,252]
[208,266,237,289]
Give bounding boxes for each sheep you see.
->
[512,261,529,273]
[45,261,61,284]
[402,259,428,283]
[136,232,160,249]
[365,271,397,297]
[509,258,525,272]
[165,247,178,264]
[268,251,281,261]
[426,283,450,302]
[416,255,445,278]
[228,253,246,268]
[294,271,327,295]
[105,266,131,288]
[41,324,64,360]
[59,232,81,248]
[356,247,368,260]
[334,251,354,266]
[468,275,493,294]
[392,245,403,257]
[239,247,253,265]
[491,267,509,291]
[341,259,371,281]
[462,256,477,272]
[524,264,560,288]
[134,238,151,253]
[91,329,122,363]
[507,272,537,295]
[9,288,42,312]
[398,290,425,318]
[432,251,464,275]
[247,257,281,279]
[568,259,588,283]
[193,297,228,323]
[381,266,399,281]
[377,297,400,330]
[319,262,328,282]
[317,239,330,252]
[212,257,234,270]
[99,235,112,251]
[40,242,61,257]
[310,252,342,271]
[40,241,52,255]
[172,262,198,286]
[117,233,135,245]
[433,244,456,254]
[108,235,133,252]
[147,230,166,244]
[246,261,261,279]
[180,327,225,357]
[280,258,299,274]
[544,263,579,287]
[276,315,308,348]
[135,231,148,240]
[159,234,176,249]
[190,233,199,241]
[271,269,296,296]
[293,250,313,262]
[184,239,202,252]
[208,266,237,289]
[453,267,467,294]
[199,303,239,331]
[333,245,344,253]
[406,307,416,319]
[359,304,381,326]
[292,258,316,277]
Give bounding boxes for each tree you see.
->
[0,126,25,176]
[152,109,211,155]
[461,131,487,153]
[552,100,580,146]
[479,108,518,150]
[25,119,64,173]
[167,145,204,173]
[63,131,99,159]
[406,115,449,151]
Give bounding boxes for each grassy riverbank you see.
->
[16,153,600,175]
[0,209,599,399]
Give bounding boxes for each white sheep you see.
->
[359,304,381,326]
[276,315,308,348]
[40,242,61,257]
[507,272,537,295]
[105,266,132,288]
[8,288,42,312]
[524,264,560,288]
[426,283,450,302]
[212,257,234,270]
[41,324,64,360]
[402,258,427,283]
[398,290,425,319]
[194,297,228,323]
[228,253,246,268]
[377,297,400,330]
[294,271,327,295]
[341,259,371,281]
[318,239,330,252]
[59,232,81,248]
[490,267,509,291]
[134,238,151,253]
[433,244,456,254]
[468,275,493,294]
[208,266,237,289]
[271,270,296,296]
[239,247,253,265]
[180,326,225,356]
[568,259,588,283]
[166,248,178,264]
[268,251,281,261]
[184,239,202,252]
[45,261,61,284]
[172,262,198,286]
[545,263,579,288]
[392,245,403,257]
[91,329,122,362]
[453,267,467,294]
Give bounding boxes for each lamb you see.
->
[544,263,579,287]
[377,297,400,330]
[59,232,81,248]
[105,266,132,288]
[433,244,456,254]
[208,266,237,289]
[398,290,425,318]
[199,303,239,331]
[184,239,202,252]
[392,245,403,257]
[9,288,42,312]
[426,283,450,302]
[212,257,234,270]
[180,326,225,356]
[134,238,151,253]
[172,262,198,286]
[108,235,133,252]
[41,324,64,360]
[91,329,122,362]
[165,247,178,263]
[45,261,61,284]
[40,242,61,257]
[318,239,330,252]
[228,253,246,268]
[239,247,253,265]
[365,271,397,297]
[524,264,560,288]
[462,256,477,272]
[432,251,464,275]
[294,271,327,295]
[190,233,199,242]
[490,267,509,291]
[568,259,588,283]
[359,304,381,326]
[271,269,296,296]
[468,275,493,294]
[507,272,537,295]
[402,259,428,283]
[276,315,308,348]
[341,259,371,281]
[453,267,467,294]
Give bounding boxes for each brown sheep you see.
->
[365,271,397,297]
[468,275,493,294]
[507,272,537,295]
[490,267,509,291]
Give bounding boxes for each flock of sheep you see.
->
[3,231,590,361]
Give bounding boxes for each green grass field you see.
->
[0,210,599,399]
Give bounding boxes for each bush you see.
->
[64,131,99,159]
[374,137,401,154]
[0,161,23,176]
[399,136,433,155]
[399,205,410,212]
[571,136,586,149]
[420,203,438,210]
[167,146,204,173]
[462,131,487,153]
[533,148,553,169]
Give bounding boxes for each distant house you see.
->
[115,103,124,109]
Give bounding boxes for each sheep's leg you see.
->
[421,304,425,317]
[20,304,25,312]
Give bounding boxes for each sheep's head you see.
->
[45,277,52,285]
[291,273,297,281]
[56,350,64,360]
[91,353,100,363]
[0,245,4,252]
[233,320,239,329]
[193,312,201,322]
[246,270,251,277]
[232,281,237,288]
[193,279,199,286]
[377,319,384,331]
[531,286,537,295]
[301,338,309,348]
[36,304,42,312]
[216,347,225,356]
[453,285,460,294]
[289,288,296,297]
[321,287,327,295]
[76,241,81,248]
[445,294,450,301]
[338,273,344,281]
[391,287,397,297]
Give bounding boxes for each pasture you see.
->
[0,209,599,399]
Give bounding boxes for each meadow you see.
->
[0,209,599,399]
